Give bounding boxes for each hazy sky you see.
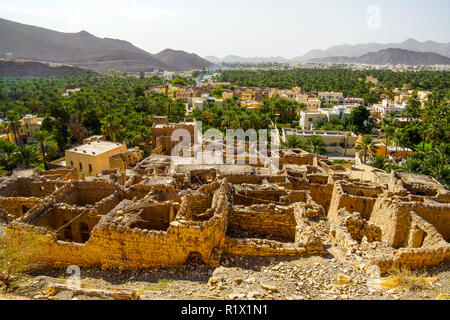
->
[1,0,449,58]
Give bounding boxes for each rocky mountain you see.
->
[205,55,288,64]
[296,39,450,61]
[0,60,95,77]
[155,49,212,71]
[309,48,450,66]
[0,18,213,72]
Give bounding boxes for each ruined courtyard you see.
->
[0,136,449,300]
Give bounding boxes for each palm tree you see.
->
[32,130,58,170]
[221,113,233,129]
[101,117,122,141]
[282,135,306,149]
[5,112,21,145]
[390,129,404,158]
[380,124,395,158]
[13,145,41,169]
[132,126,151,148]
[370,155,388,170]
[0,140,18,174]
[403,157,423,174]
[355,135,377,164]
[307,135,327,155]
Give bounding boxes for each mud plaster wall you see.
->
[0,197,42,218]
[328,183,381,223]
[370,196,450,248]
[33,207,101,243]
[289,179,333,213]
[0,180,62,198]
[8,185,230,269]
[228,204,297,241]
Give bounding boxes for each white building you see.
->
[318,92,344,104]
[373,99,405,117]
[299,106,351,130]
[283,128,358,156]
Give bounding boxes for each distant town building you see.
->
[8,114,44,145]
[318,92,344,104]
[373,99,405,118]
[283,128,358,156]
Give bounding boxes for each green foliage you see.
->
[0,75,172,154]
[218,68,450,100]
[306,135,327,155]
[13,145,41,169]
[282,135,306,149]
[370,155,388,170]
[355,135,378,164]
[171,77,188,86]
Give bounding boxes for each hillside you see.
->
[0,18,212,72]
[154,49,213,71]
[309,48,450,66]
[0,60,95,77]
[296,39,450,61]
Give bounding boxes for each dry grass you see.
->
[0,230,49,292]
[334,273,352,286]
[142,278,173,292]
[376,266,437,292]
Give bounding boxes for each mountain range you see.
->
[205,39,450,65]
[308,48,450,66]
[295,39,450,61]
[0,18,213,72]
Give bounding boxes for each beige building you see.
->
[283,128,358,156]
[318,92,344,104]
[297,94,322,110]
[8,114,44,144]
[65,140,127,176]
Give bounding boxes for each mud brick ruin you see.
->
[1,134,449,275]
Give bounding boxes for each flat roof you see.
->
[67,141,125,156]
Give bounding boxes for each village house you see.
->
[318,92,344,104]
[65,140,128,176]
[8,114,44,145]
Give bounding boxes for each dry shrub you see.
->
[0,229,48,292]
[378,266,437,292]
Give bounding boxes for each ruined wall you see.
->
[222,237,322,256]
[33,206,101,243]
[56,182,119,207]
[228,204,297,241]
[328,182,382,223]
[288,177,334,212]
[373,246,450,274]
[0,197,42,218]
[0,178,63,198]
[370,195,450,247]
[329,209,382,255]
[7,180,231,269]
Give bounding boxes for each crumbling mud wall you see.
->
[329,209,382,253]
[6,180,231,269]
[370,195,450,248]
[0,197,42,219]
[228,204,297,241]
[328,182,383,223]
[3,147,448,272]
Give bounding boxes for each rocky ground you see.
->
[2,244,449,301]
